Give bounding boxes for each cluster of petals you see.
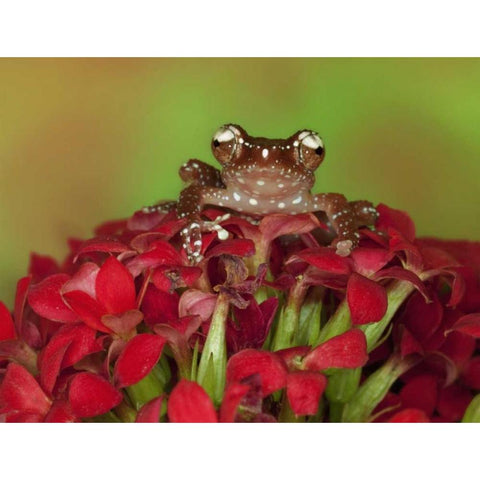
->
[1,201,480,423]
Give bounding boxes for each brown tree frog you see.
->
[145,124,378,261]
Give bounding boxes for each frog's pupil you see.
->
[213,139,220,147]
[315,146,324,155]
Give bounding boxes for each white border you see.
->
[0,424,478,479]
[1,1,478,56]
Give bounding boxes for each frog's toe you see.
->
[181,213,231,264]
[181,222,204,264]
[335,239,353,257]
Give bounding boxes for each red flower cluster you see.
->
[1,203,480,422]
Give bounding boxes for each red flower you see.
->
[2,196,480,423]
[61,257,137,333]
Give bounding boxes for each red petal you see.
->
[94,218,128,236]
[44,400,77,422]
[351,247,393,277]
[74,236,131,261]
[388,408,430,422]
[387,229,423,270]
[0,339,38,371]
[114,334,166,388]
[226,349,288,397]
[0,301,16,340]
[461,357,480,390]
[62,262,99,299]
[28,274,79,323]
[437,384,472,422]
[376,203,416,242]
[401,291,443,345]
[178,289,217,321]
[102,310,144,336]
[227,296,278,353]
[260,213,321,245]
[374,267,430,302]
[68,372,122,418]
[136,395,164,423]
[293,247,352,275]
[275,346,311,370]
[286,371,327,416]
[446,269,466,308]
[347,273,387,325]
[399,374,438,417]
[151,265,202,292]
[39,341,71,395]
[1,412,44,423]
[219,382,250,422]
[96,257,136,314]
[440,331,475,368]
[42,323,99,371]
[450,313,480,338]
[14,276,31,334]
[205,238,255,258]
[28,253,59,281]
[0,363,51,417]
[303,329,368,370]
[167,379,217,422]
[154,315,203,342]
[126,241,185,277]
[62,290,110,333]
[399,327,424,358]
[141,284,179,327]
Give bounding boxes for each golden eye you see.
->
[211,125,241,164]
[298,130,325,170]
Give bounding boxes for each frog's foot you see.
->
[181,213,231,263]
[332,234,359,257]
[350,200,379,226]
[142,201,178,214]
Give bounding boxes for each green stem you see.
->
[361,280,415,351]
[328,402,345,423]
[196,292,230,405]
[114,401,138,423]
[462,394,480,422]
[317,279,415,349]
[126,361,169,410]
[278,393,302,422]
[271,277,308,351]
[342,355,416,422]
[325,367,361,404]
[297,286,324,347]
[316,299,351,345]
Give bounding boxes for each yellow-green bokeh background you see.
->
[1,58,480,306]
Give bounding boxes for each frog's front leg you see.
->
[176,160,229,262]
[313,193,363,257]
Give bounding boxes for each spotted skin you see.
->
[146,124,378,260]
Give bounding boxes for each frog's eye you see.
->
[211,125,240,164]
[297,130,325,170]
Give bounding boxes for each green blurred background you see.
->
[1,58,480,307]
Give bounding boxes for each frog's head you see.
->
[211,124,325,197]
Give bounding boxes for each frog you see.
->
[144,124,378,261]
